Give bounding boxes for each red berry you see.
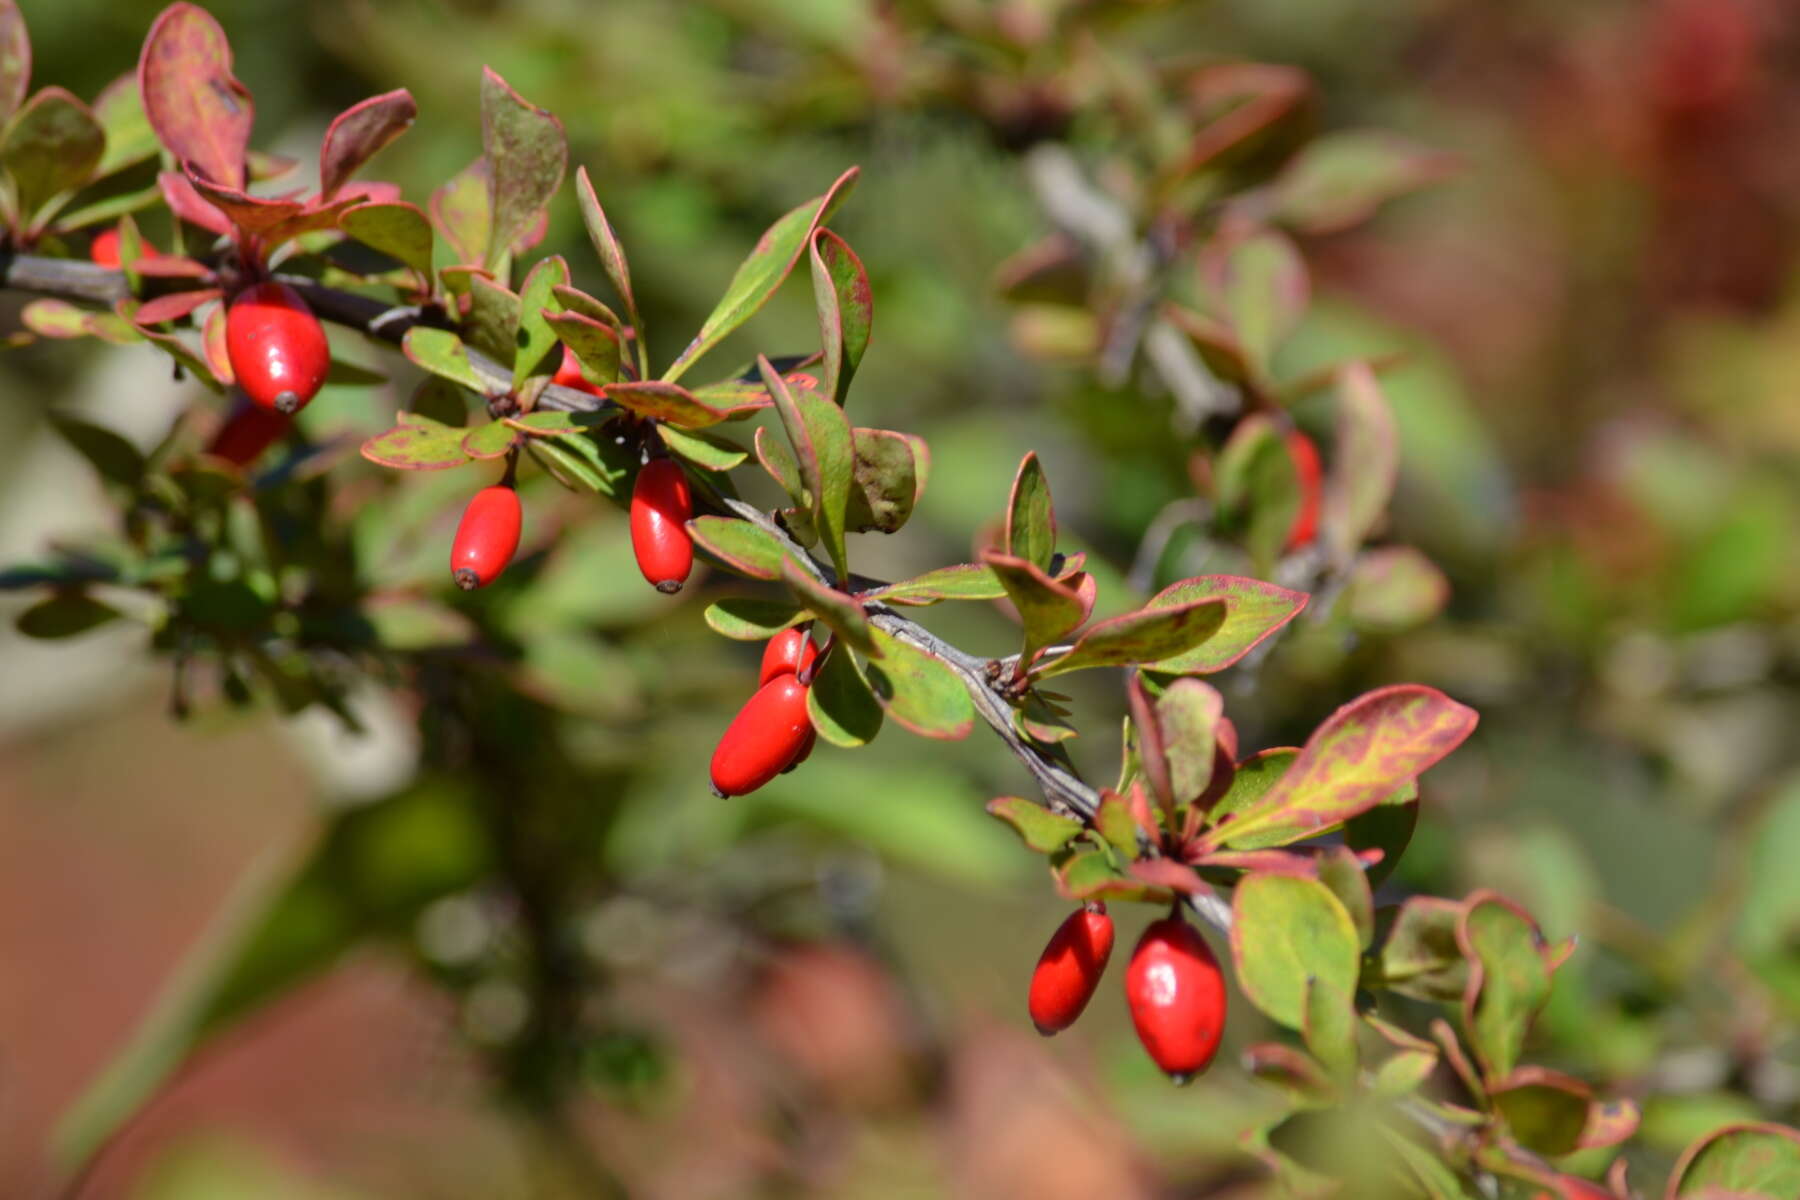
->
[710,674,813,797]
[1028,903,1115,1035]
[551,345,604,395]
[206,398,291,466]
[760,627,819,685]
[451,485,522,590]
[225,281,330,415]
[1284,430,1322,552]
[90,228,123,268]
[1125,915,1227,1082]
[630,458,694,594]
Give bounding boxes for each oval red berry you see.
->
[225,281,330,415]
[451,485,522,590]
[710,674,813,797]
[206,399,291,467]
[1028,903,1114,1035]
[1284,430,1322,552]
[759,627,818,685]
[1125,915,1227,1082]
[552,345,603,396]
[90,228,123,268]
[631,459,694,593]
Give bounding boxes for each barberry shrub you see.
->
[2,2,1795,1196]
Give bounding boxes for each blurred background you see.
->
[2,0,1799,1195]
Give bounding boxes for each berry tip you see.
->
[655,579,684,595]
[452,567,481,591]
[273,389,301,415]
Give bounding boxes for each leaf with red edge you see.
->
[809,227,871,404]
[573,165,643,365]
[1201,684,1477,850]
[0,0,27,126]
[157,170,232,236]
[986,796,1082,853]
[664,167,860,384]
[22,298,138,344]
[846,427,926,534]
[1267,130,1459,236]
[132,287,218,325]
[1055,848,1166,904]
[1667,1123,1800,1199]
[546,311,622,387]
[860,563,1008,606]
[361,415,472,470]
[479,67,565,274]
[1142,574,1308,675]
[339,201,433,277]
[604,380,731,429]
[1128,858,1209,894]
[1489,1067,1617,1158]
[983,549,1089,662]
[1458,891,1551,1082]
[91,72,158,179]
[184,168,303,234]
[319,88,415,200]
[1035,597,1227,679]
[137,3,252,190]
[1320,361,1398,560]
[1004,450,1056,572]
[431,156,489,266]
[0,87,103,220]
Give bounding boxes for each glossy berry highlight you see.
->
[630,458,694,593]
[1284,430,1322,552]
[710,674,813,797]
[760,627,819,686]
[1125,914,1227,1083]
[450,485,522,590]
[225,281,330,415]
[1028,903,1114,1035]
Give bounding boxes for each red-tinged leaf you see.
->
[781,556,876,657]
[986,796,1082,853]
[1128,858,1209,894]
[1126,672,1172,813]
[1143,574,1308,674]
[664,166,860,384]
[1244,1043,1335,1103]
[1202,684,1477,849]
[360,417,471,470]
[546,310,622,387]
[573,165,644,371]
[1005,451,1056,572]
[137,3,252,190]
[1055,848,1166,904]
[1197,848,1318,876]
[603,380,731,429]
[201,302,230,383]
[134,252,212,278]
[863,625,974,740]
[479,67,565,274]
[1347,544,1448,632]
[809,227,871,405]
[157,170,232,237]
[1321,361,1398,560]
[1036,597,1227,679]
[339,201,433,277]
[0,0,27,125]
[846,427,926,534]
[431,156,489,266]
[1267,130,1459,236]
[763,356,854,580]
[0,87,102,220]
[460,420,516,461]
[319,88,415,200]
[1666,1123,1800,1200]
[1376,896,1470,1003]
[982,549,1089,662]
[1579,1100,1641,1151]
[21,298,136,344]
[131,288,218,326]
[1201,229,1308,378]
[184,167,304,234]
[1489,1067,1602,1158]
[686,515,783,580]
[1156,678,1224,807]
[860,563,1007,606]
[1458,891,1551,1082]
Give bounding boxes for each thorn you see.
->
[273,389,300,414]
[453,567,481,591]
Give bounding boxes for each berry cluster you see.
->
[711,627,818,797]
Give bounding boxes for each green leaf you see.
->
[605,379,730,429]
[984,551,1090,662]
[1321,362,1399,560]
[1347,545,1448,633]
[1215,413,1300,567]
[986,796,1082,853]
[339,201,434,276]
[703,597,804,640]
[809,228,872,405]
[1207,231,1308,378]
[1345,797,1418,889]
[460,419,516,460]
[781,556,875,657]
[22,298,137,343]
[806,641,884,747]
[504,410,586,437]
[1152,677,1222,806]
[0,0,27,127]
[846,427,927,534]
[16,592,123,639]
[360,415,472,470]
[1268,130,1457,236]
[463,274,521,367]
[429,156,489,265]
[1316,845,1375,948]
[863,625,974,739]
[658,423,747,470]
[1094,789,1141,856]
[479,67,566,274]
[512,255,569,387]
[1489,1068,1593,1157]
[664,167,860,383]
[1036,597,1226,679]
[49,412,143,485]
[573,165,645,376]
[1670,1122,1800,1199]
[686,515,784,580]
[546,310,623,386]
[1302,974,1358,1083]
[1,87,102,221]
[1144,574,1308,674]
[1371,896,1468,1002]
[763,356,853,580]
[402,327,496,396]
[862,563,1007,606]
[136,2,252,190]
[1004,451,1056,571]
[1230,872,1361,1030]
[1204,684,1477,850]
[1457,891,1550,1082]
